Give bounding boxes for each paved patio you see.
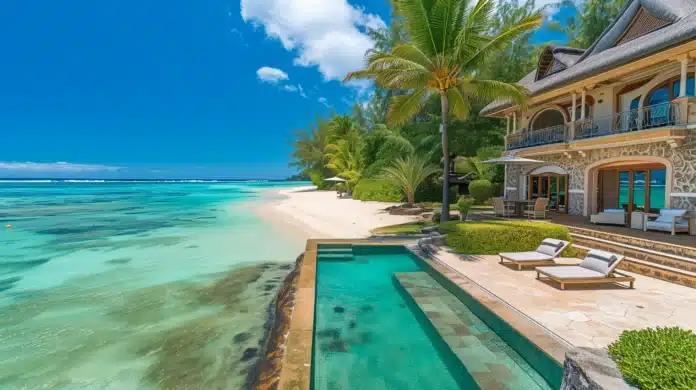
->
[432,249,696,348]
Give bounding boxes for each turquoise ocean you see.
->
[0,180,307,389]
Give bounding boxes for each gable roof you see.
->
[481,0,696,116]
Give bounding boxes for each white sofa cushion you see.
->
[604,209,625,214]
[647,220,689,232]
[656,209,687,223]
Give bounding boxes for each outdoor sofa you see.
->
[643,209,689,235]
[590,209,626,226]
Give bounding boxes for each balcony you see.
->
[574,102,680,140]
[505,102,687,152]
[506,124,568,150]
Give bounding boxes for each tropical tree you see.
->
[553,0,629,48]
[325,131,364,192]
[289,118,333,187]
[345,0,542,221]
[380,154,440,203]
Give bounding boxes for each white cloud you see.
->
[241,0,385,82]
[256,66,289,84]
[283,83,308,98]
[318,97,330,107]
[0,162,123,173]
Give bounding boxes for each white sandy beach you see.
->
[257,186,419,239]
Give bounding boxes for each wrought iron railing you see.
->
[573,102,680,140]
[506,124,568,150]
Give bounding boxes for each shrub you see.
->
[441,220,577,256]
[352,179,404,202]
[432,212,458,223]
[457,196,474,221]
[414,179,458,203]
[608,327,696,390]
[469,179,493,204]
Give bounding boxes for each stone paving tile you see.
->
[395,272,553,390]
[434,250,696,348]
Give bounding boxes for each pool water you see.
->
[313,245,560,390]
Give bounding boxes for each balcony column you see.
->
[680,57,689,97]
[513,112,517,133]
[581,90,586,119]
[569,92,577,139]
[506,114,510,135]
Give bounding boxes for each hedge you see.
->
[352,179,404,202]
[441,220,577,256]
[469,179,493,204]
[609,327,696,390]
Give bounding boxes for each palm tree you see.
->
[325,135,364,193]
[345,0,541,221]
[380,154,440,204]
[456,156,488,179]
[290,118,333,186]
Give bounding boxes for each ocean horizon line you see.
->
[0,178,312,183]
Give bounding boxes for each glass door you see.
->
[632,170,647,212]
[540,176,550,198]
[619,171,630,211]
[558,176,567,213]
[527,174,568,213]
[549,176,558,211]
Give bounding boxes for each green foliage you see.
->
[352,179,404,202]
[469,179,493,204]
[373,220,436,235]
[441,221,577,256]
[553,0,629,49]
[608,327,696,390]
[414,179,458,203]
[432,212,458,224]
[379,154,440,203]
[457,196,474,220]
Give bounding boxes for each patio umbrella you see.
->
[481,156,544,199]
[324,176,347,182]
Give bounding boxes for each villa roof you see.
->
[481,0,696,116]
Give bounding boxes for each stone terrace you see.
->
[431,249,696,348]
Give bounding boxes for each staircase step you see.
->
[567,226,696,259]
[316,253,353,261]
[394,272,553,390]
[317,248,353,255]
[571,233,696,273]
[573,243,696,289]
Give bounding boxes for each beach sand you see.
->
[256,186,420,239]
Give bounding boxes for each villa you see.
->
[481,0,696,222]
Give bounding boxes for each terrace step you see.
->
[394,272,553,390]
[566,226,696,259]
[571,236,696,289]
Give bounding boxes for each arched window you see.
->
[647,76,695,106]
[531,109,565,131]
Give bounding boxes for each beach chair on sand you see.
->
[499,238,570,270]
[535,249,635,290]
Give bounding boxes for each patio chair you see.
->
[535,249,634,290]
[524,198,548,219]
[492,198,515,217]
[499,238,570,270]
[643,209,689,235]
[590,209,626,226]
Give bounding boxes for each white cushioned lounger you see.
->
[499,238,570,270]
[535,249,635,290]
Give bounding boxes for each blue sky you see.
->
[0,0,569,179]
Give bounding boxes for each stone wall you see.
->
[505,130,696,215]
[561,347,636,390]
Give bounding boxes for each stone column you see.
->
[680,57,689,97]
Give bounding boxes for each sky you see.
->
[0,0,571,179]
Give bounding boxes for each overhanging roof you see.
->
[481,0,696,117]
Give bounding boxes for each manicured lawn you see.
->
[420,202,493,211]
[373,220,436,235]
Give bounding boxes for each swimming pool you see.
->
[312,245,562,390]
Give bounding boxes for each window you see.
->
[648,87,670,106]
[671,77,695,98]
[531,109,565,130]
[649,169,666,211]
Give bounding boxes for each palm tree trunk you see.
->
[440,92,450,222]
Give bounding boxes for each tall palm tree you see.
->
[325,135,364,192]
[380,154,440,203]
[345,0,541,221]
[290,119,333,185]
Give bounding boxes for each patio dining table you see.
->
[503,199,537,218]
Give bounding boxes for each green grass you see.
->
[373,220,436,235]
[420,202,492,211]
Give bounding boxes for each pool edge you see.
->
[277,239,571,390]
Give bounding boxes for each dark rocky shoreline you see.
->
[246,253,304,390]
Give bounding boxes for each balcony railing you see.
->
[505,102,682,150]
[574,102,680,140]
[506,124,568,150]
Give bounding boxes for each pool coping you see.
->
[277,239,570,390]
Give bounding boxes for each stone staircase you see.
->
[567,226,696,288]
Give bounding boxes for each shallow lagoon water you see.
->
[0,181,305,389]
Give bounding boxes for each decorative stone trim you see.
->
[560,347,635,390]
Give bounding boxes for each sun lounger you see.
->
[535,249,635,290]
[499,238,570,270]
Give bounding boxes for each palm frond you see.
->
[387,87,431,126]
[394,0,439,57]
[446,87,471,120]
[460,78,529,109]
